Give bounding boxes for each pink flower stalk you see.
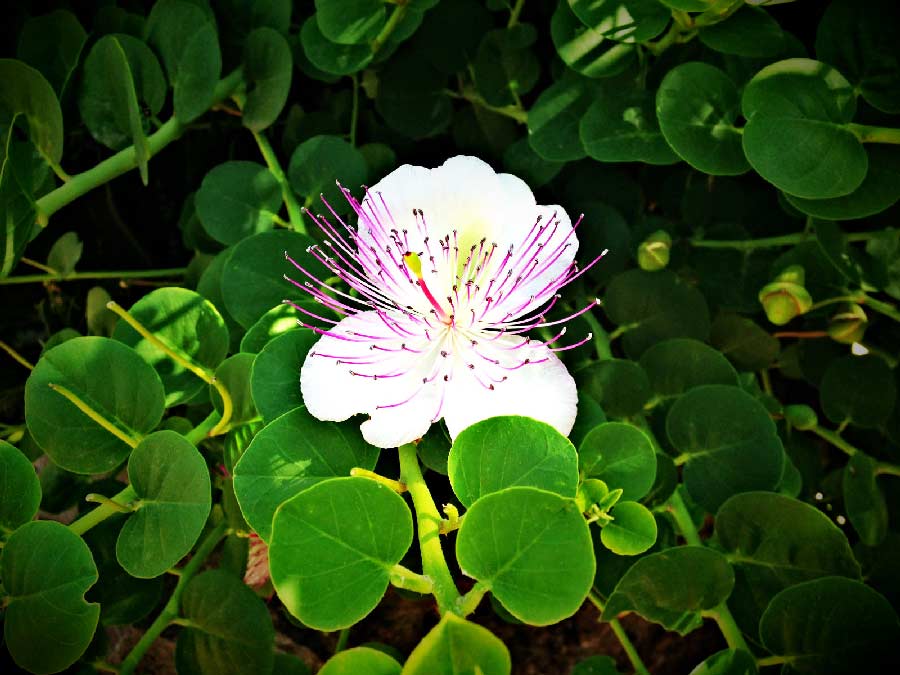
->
[286,156,605,448]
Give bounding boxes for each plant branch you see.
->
[248,125,305,233]
[848,123,900,145]
[398,443,461,615]
[0,340,34,370]
[68,484,139,536]
[35,69,244,222]
[0,267,188,285]
[588,591,651,675]
[508,0,526,27]
[118,521,228,675]
[371,5,408,54]
[689,229,894,250]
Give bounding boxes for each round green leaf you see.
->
[456,487,594,625]
[527,78,592,161]
[300,16,374,76]
[320,647,401,675]
[820,355,896,429]
[16,10,87,96]
[221,229,326,328]
[709,313,780,372]
[46,231,83,278]
[600,501,657,556]
[0,439,40,532]
[83,516,164,626]
[210,353,258,426]
[196,161,282,245]
[697,6,784,58]
[784,146,900,220]
[603,269,711,358]
[113,287,229,407]
[666,385,783,512]
[715,492,861,636]
[578,422,656,500]
[575,359,651,418]
[474,26,540,107]
[375,51,451,139]
[550,1,636,79]
[242,27,293,131]
[25,337,166,474]
[656,62,750,176]
[315,0,385,45]
[602,546,734,635]
[843,453,888,546]
[146,0,222,123]
[688,649,757,675]
[78,33,166,183]
[815,0,900,113]
[269,476,413,630]
[741,59,865,199]
[759,577,900,674]
[240,303,303,353]
[581,88,679,165]
[250,329,318,423]
[2,520,100,674]
[0,59,64,164]
[402,613,511,675]
[176,569,275,675]
[638,338,738,399]
[116,431,211,578]
[448,415,579,507]
[572,655,621,675]
[503,137,564,188]
[567,0,669,44]
[288,134,367,207]
[234,406,380,541]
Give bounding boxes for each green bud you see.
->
[637,230,672,271]
[758,266,813,325]
[827,303,867,344]
[576,478,609,513]
[783,404,818,431]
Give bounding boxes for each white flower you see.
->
[287,156,605,449]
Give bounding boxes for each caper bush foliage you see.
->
[2,0,900,673]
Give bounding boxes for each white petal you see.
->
[440,341,577,441]
[300,311,441,447]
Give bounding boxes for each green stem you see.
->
[848,123,900,145]
[665,488,703,547]
[350,467,407,492]
[702,604,750,653]
[877,463,900,478]
[689,229,893,250]
[0,267,188,285]
[507,0,526,27]
[757,655,787,668]
[860,293,900,324]
[48,383,143,448]
[335,627,350,654]
[250,128,305,233]
[808,424,857,457]
[456,581,489,617]
[588,591,651,675]
[389,564,435,594]
[371,5,408,54]
[452,88,528,124]
[349,73,359,147]
[666,490,751,653]
[184,410,221,446]
[36,69,244,222]
[398,443,460,615]
[69,485,139,536]
[118,521,228,675]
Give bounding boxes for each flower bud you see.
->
[637,230,672,271]
[758,265,813,325]
[827,303,867,344]
[783,404,818,430]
